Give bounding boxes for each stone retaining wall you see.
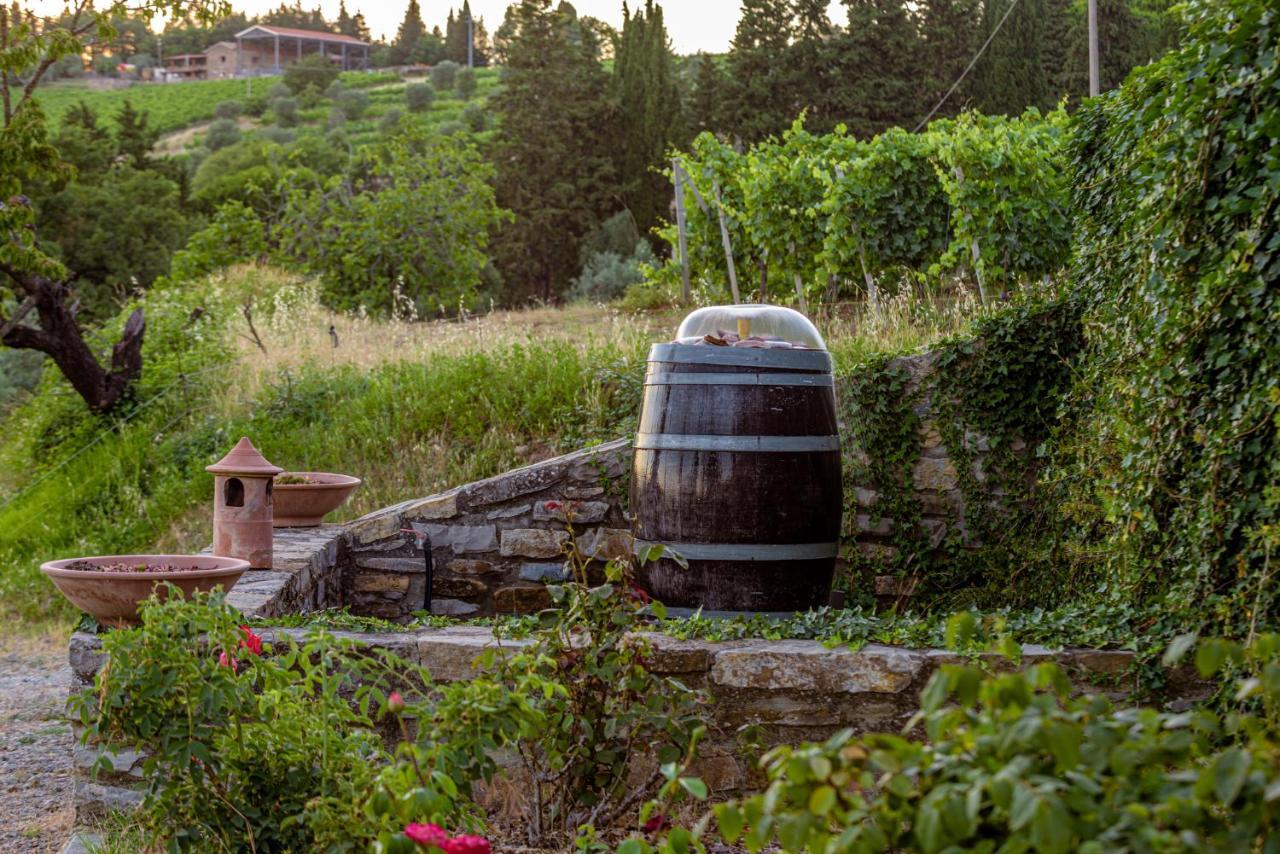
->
[66,624,1152,811]
[342,438,633,620]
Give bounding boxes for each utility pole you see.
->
[466,14,474,67]
[1087,0,1100,97]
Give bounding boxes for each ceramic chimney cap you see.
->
[206,437,283,476]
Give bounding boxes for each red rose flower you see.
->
[388,691,406,714]
[443,835,491,854]
[238,626,263,656]
[404,823,449,848]
[643,812,671,834]
[218,650,238,672]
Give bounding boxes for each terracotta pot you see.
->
[41,554,250,627]
[271,472,361,527]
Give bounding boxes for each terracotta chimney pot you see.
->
[207,437,282,568]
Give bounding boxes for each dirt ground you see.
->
[0,632,74,853]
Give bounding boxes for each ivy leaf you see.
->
[1211,749,1250,805]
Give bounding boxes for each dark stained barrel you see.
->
[631,343,842,611]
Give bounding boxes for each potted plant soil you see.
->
[41,554,250,627]
[271,472,362,527]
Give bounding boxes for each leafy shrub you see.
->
[1062,0,1280,635]
[276,127,510,314]
[324,78,347,100]
[241,94,267,118]
[436,120,466,136]
[270,96,298,127]
[283,53,339,95]
[461,102,487,132]
[167,201,266,283]
[569,240,655,303]
[456,66,476,100]
[431,60,459,90]
[379,108,404,133]
[336,88,369,119]
[405,81,434,113]
[326,106,346,130]
[676,627,1280,853]
[213,99,241,120]
[266,82,291,100]
[203,117,240,151]
[258,125,295,145]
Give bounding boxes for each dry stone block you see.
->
[417,629,531,681]
[486,504,531,520]
[500,529,569,559]
[858,542,899,561]
[434,576,487,599]
[853,487,878,508]
[533,499,610,524]
[711,641,923,694]
[354,558,423,574]
[69,632,105,683]
[431,598,481,616]
[565,485,606,499]
[633,632,712,674]
[403,491,460,521]
[354,573,410,594]
[912,457,958,491]
[856,513,892,535]
[416,523,498,554]
[347,508,405,545]
[579,527,633,561]
[446,559,498,575]
[519,562,570,582]
[494,585,553,613]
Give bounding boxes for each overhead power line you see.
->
[912,0,1025,133]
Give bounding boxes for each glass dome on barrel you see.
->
[675,304,826,350]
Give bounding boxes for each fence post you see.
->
[953,165,989,306]
[672,160,692,303]
[712,183,741,304]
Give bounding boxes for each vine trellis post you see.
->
[788,241,808,314]
[671,158,692,303]
[712,183,741,304]
[953,165,990,306]
[834,165,879,318]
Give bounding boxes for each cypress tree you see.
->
[788,0,834,131]
[724,0,795,142]
[917,0,981,121]
[489,0,616,301]
[392,0,426,65]
[971,0,1051,115]
[689,52,726,135]
[613,0,682,240]
[828,0,922,137]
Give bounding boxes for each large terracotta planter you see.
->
[271,472,361,527]
[41,554,250,627]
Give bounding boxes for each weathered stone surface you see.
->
[579,527,633,561]
[858,542,899,561]
[494,585,553,613]
[417,629,531,681]
[856,513,892,535]
[634,633,712,673]
[446,559,498,575]
[431,598,481,616]
[919,489,964,516]
[416,523,498,554]
[74,744,145,779]
[69,632,105,683]
[403,491,460,521]
[874,575,918,597]
[912,457,958,492]
[519,562,570,582]
[462,460,568,507]
[354,573,410,594]
[853,487,878,508]
[500,529,569,559]
[533,499,610,524]
[486,503,531,520]
[346,507,405,545]
[710,641,924,694]
[564,485,606,499]
[75,780,143,822]
[354,558,423,574]
[433,576,487,599]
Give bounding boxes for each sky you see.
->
[32,1,849,55]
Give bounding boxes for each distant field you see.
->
[33,69,399,134]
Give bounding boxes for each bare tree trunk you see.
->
[1,271,145,413]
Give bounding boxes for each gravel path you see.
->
[0,637,74,853]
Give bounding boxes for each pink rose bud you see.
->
[388,692,406,714]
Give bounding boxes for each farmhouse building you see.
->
[162,26,369,81]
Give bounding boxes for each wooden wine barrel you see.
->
[631,343,842,611]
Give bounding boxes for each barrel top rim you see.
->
[648,343,833,370]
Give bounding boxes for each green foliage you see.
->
[696,632,1280,853]
[282,52,339,95]
[1061,0,1280,636]
[489,0,616,300]
[166,201,265,283]
[663,111,1070,306]
[460,101,487,132]
[203,116,240,150]
[213,99,241,120]
[270,95,299,127]
[456,65,476,100]
[379,108,404,133]
[336,87,369,119]
[405,81,434,113]
[432,59,460,91]
[277,128,509,315]
[570,241,655,303]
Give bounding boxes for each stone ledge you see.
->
[711,641,925,694]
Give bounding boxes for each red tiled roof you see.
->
[236,25,368,46]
